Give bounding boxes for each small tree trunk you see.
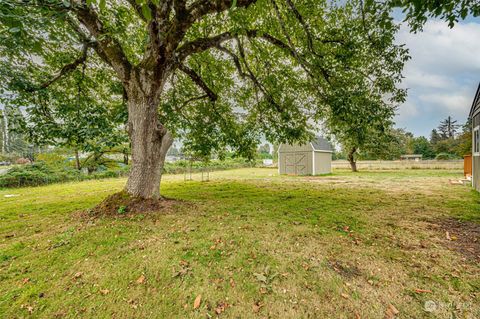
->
[348,147,358,172]
[125,92,173,199]
[75,149,81,170]
[123,149,129,165]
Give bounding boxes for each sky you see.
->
[394,18,480,137]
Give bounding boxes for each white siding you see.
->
[313,151,332,174]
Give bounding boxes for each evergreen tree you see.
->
[438,116,460,139]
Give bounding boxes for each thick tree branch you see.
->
[215,45,246,79]
[158,0,174,23]
[235,39,282,113]
[126,0,148,22]
[177,64,218,101]
[176,31,238,61]
[165,0,257,53]
[188,0,257,22]
[74,3,132,82]
[177,29,300,62]
[66,14,114,68]
[27,43,91,92]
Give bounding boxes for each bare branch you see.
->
[177,64,218,101]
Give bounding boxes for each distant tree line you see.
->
[334,116,471,162]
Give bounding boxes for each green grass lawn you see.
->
[1,168,479,318]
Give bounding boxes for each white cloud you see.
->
[397,20,480,76]
[418,93,471,113]
[397,100,419,119]
[395,20,480,136]
[402,67,452,90]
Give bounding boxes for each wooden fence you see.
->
[332,160,463,170]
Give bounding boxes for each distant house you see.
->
[400,154,423,161]
[469,83,480,191]
[278,136,333,175]
[262,159,273,166]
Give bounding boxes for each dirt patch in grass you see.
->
[80,191,185,218]
[327,259,362,278]
[432,218,480,263]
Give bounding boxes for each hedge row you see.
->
[0,158,255,188]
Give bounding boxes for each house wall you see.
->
[473,113,480,191]
[313,151,332,174]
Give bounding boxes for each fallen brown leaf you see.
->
[414,288,432,293]
[136,274,146,284]
[73,272,83,279]
[446,231,451,240]
[127,299,138,309]
[193,294,202,309]
[100,289,110,295]
[215,301,229,314]
[252,301,263,313]
[21,304,34,314]
[341,293,349,299]
[385,304,399,319]
[229,278,235,288]
[22,278,30,284]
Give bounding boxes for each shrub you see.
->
[0,153,17,163]
[0,156,253,188]
[36,153,67,168]
[1,163,56,187]
[435,153,457,160]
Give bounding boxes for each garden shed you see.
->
[278,136,333,175]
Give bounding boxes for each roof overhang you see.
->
[469,82,480,118]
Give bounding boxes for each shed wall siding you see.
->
[278,143,313,153]
[313,151,332,174]
[278,151,312,175]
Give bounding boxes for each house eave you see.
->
[469,82,480,119]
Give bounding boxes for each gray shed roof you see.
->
[310,136,333,152]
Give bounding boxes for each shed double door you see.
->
[285,152,307,175]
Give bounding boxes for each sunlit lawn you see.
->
[1,168,479,318]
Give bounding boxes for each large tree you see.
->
[1,0,406,200]
[390,0,480,31]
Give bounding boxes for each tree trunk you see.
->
[348,147,358,172]
[75,149,81,170]
[124,88,173,199]
[123,149,129,165]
